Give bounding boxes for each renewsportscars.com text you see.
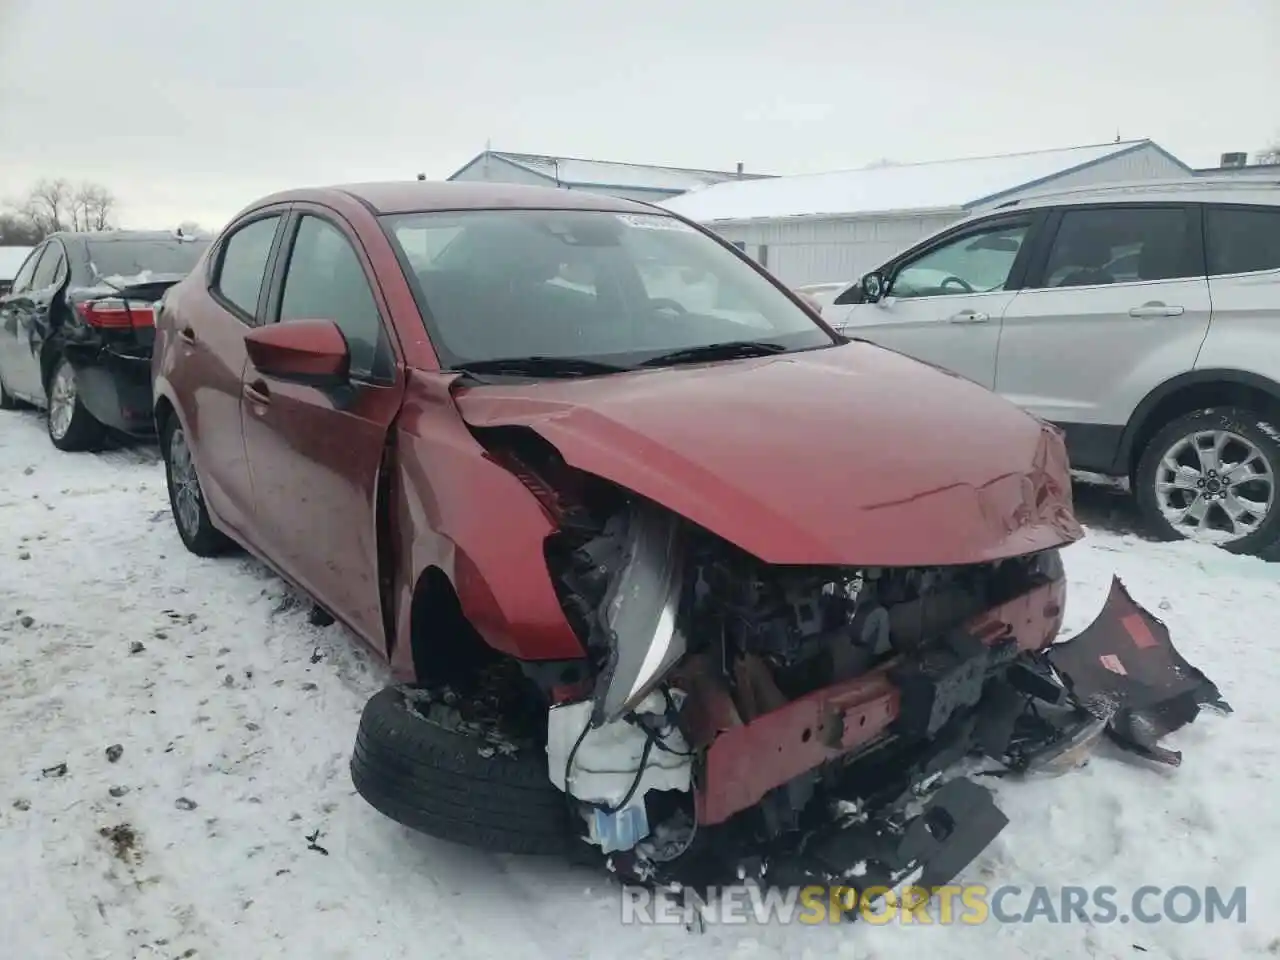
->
[620,883,1248,926]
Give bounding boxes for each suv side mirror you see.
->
[244,319,351,388]
[861,271,887,303]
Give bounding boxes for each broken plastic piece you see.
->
[1045,576,1230,765]
[588,802,651,854]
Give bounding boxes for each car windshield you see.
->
[381,209,835,371]
[86,237,210,282]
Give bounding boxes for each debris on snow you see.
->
[174,797,198,811]
[41,762,67,779]
[105,744,123,763]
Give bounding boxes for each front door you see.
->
[994,203,1211,468]
[833,214,1039,390]
[240,208,405,649]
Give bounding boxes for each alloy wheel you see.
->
[48,362,77,440]
[168,426,204,539]
[1153,428,1276,544]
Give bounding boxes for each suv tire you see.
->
[1134,407,1280,558]
[350,685,574,856]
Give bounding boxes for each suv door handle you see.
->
[1129,302,1184,318]
[243,380,271,405]
[179,327,197,344]
[948,310,990,323]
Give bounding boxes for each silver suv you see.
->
[814,177,1280,558]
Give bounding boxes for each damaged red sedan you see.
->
[152,181,1228,900]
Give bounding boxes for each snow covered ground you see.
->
[2,406,1277,960]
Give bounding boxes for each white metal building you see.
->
[659,139,1193,286]
[447,149,775,203]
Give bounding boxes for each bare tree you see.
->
[1256,138,1280,166]
[0,212,43,246]
[70,182,116,231]
[21,178,74,234]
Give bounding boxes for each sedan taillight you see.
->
[75,298,157,329]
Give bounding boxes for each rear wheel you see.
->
[1134,407,1280,558]
[162,416,232,556]
[46,357,105,451]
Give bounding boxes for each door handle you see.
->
[947,310,990,323]
[1129,303,1184,318]
[179,327,197,344]
[243,380,271,405]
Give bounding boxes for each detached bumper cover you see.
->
[1044,575,1231,765]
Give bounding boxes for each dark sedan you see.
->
[0,230,210,449]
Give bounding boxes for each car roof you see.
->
[251,180,669,217]
[989,176,1280,211]
[47,230,200,243]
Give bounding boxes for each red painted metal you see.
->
[693,577,1068,826]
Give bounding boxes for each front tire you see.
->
[1134,407,1280,558]
[351,685,573,856]
[46,357,105,451]
[162,416,231,557]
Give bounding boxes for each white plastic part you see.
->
[546,692,692,809]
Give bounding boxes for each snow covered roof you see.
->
[450,150,776,195]
[0,245,34,281]
[660,140,1182,223]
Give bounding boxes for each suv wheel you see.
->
[1134,407,1280,557]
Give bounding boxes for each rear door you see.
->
[0,245,46,399]
[9,241,69,398]
[169,209,289,536]
[993,204,1211,471]
[830,212,1041,389]
[240,206,405,649]
[1197,203,1280,372]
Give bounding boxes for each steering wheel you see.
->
[649,298,688,315]
[940,276,975,294]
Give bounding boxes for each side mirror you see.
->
[244,319,350,387]
[861,271,887,303]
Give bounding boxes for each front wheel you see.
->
[162,416,232,557]
[46,357,105,451]
[1134,407,1280,558]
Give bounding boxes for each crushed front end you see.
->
[538,493,1229,901]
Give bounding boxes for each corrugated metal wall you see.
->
[708,212,962,287]
[703,144,1191,287]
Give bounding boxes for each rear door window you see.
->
[213,216,282,320]
[1036,207,1195,287]
[1205,205,1280,275]
[31,242,66,289]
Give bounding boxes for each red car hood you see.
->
[452,342,1083,567]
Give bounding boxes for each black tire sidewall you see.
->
[162,416,228,556]
[0,369,16,410]
[1134,407,1280,556]
[351,686,574,856]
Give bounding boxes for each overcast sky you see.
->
[1,0,1276,230]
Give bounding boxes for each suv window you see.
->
[8,246,44,294]
[215,216,281,319]
[1205,205,1280,275]
[1039,207,1193,287]
[31,242,65,289]
[889,221,1030,299]
[278,215,384,378]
